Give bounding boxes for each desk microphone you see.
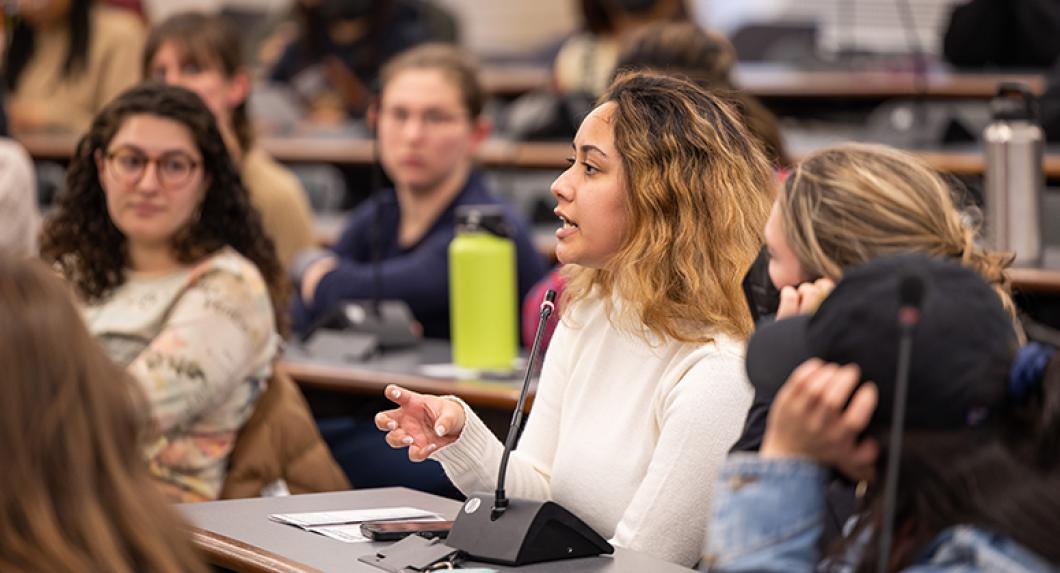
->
[445,289,614,565]
[493,289,555,520]
[876,274,924,572]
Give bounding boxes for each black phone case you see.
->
[360,523,451,542]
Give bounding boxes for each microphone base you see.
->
[445,494,613,566]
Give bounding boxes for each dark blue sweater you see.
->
[293,172,547,339]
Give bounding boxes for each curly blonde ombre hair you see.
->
[778,142,1018,322]
[562,72,774,342]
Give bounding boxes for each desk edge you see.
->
[191,527,326,573]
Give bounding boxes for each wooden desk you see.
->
[735,64,1045,100]
[1009,266,1060,294]
[180,488,695,573]
[18,127,1060,297]
[481,64,550,97]
[476,62,1046,100]
[282,338,529,410]
[20,128,1060,179]
[12,131,565,169]
[1009,248,1060,294]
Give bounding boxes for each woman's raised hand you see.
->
[375,384,466,461]
[760,359,879,482]
[776,278,836,319]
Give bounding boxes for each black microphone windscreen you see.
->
[898,274,925,309]
[544,289,556,304]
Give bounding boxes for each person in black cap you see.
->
[702,254,1060,572]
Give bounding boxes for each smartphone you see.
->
[360,520,454,542]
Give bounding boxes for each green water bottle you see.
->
[449,205,518,371]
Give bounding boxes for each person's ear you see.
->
[366,101,379,132]
[224,70,252,109]
[95,149,105,174]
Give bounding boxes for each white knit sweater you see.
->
[431,295,754,567]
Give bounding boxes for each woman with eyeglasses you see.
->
[40,82,287,503]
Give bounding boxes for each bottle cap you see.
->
[991,82,1039,122]
[456,205,512,238]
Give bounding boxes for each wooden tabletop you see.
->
[280,338,531,410]
[20,129,1060,179]
[1009,248,1060,294]
[734,64,1045,99]
[280,359,527,410]
[481,63,550,96]
[1009,266,1060,294]
[477,62,1046,100]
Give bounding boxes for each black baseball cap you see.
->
[746,254,1018,434]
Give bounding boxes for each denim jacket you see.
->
[702,454,1057,573]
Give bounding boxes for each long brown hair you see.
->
[564,71,773,342]
[779,143,1018,325]
[847,354,1060,571]
[39,82,289,335]
[0,255,208,573]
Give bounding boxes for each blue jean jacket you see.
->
[703,454,1057,572]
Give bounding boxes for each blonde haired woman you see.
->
[764,142,1016,320]
[376,72,773,567]
[735,142,1020,453]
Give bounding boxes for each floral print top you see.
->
[84,247,279,502]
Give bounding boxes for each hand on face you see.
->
[760,359,879,482]
[375,385,466,462]
[776,278,836,319]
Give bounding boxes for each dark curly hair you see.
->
[40,81,289,335]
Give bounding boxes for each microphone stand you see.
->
[493,289,555,519]
[877,276,924,572]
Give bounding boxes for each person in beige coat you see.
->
[5,0,145,134]
[143,11,315,267]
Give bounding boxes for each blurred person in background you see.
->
[266,0,452,125]
[944,0,1060,69]
[553,0,688,96]
[144,11,315,267]
[0,86,39,257]
[4,0,144,133]
[613,21,789,168]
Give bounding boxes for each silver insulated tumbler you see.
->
[983,83,1044,266]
